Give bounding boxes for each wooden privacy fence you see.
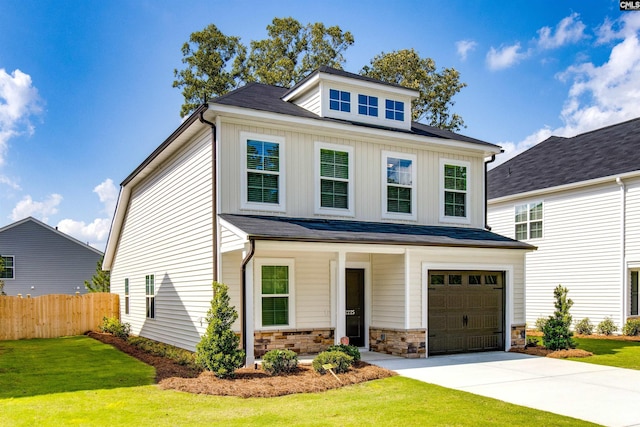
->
[0,293,119,341]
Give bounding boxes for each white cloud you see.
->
[486,43,526,70]
[10,193,62,222]
[0,174,20,190]
[0,68,42,166]
[56,178,118,250]
[456,39,477,61]
[537,12,586,49]
[493,14,640,168]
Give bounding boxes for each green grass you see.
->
[0,336,595,426]
[571,337,640,369]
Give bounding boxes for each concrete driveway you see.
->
[363,351,640,427]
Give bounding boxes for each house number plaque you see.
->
[345,309,356,315]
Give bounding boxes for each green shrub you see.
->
[597,317,618,335]
[542,285,576,351]
[622,318,640,336]
[196,282,245,378]
[261,349,298,375]
[525,336,539,347]
[312,351,353,374]
[574,318,594,335]
[326,344,361,361]
[535,317,548,332]
[99,317,131,339]
[127,336,197,367]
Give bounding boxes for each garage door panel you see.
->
[428,271,505,355]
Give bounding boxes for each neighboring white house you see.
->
[103,67,533,364]
[0,217,103,296]
[487,117,640,331]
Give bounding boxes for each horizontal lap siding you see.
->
[110,130,214,351]
[221,251,242,331]
[371,254,405,329]
[626,178,640,264]
[218,120,485,228]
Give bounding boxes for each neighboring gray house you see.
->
[0,217,103,296]
[487,117,640,330]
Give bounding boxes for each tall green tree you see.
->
[542,285,576,351]
[244,17,354,87]
[360,49,466,131]
[173,23,246,117]
[85,256,111,293]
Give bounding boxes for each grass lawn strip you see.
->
[569,337,640,370]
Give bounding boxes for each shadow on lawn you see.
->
[574,336,640,356]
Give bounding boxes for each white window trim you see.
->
[439,158,471,224]
[1,255,15,280]
[514,201,544,240]
[254,258,296,330]
[315,141,355,217]
[240,132,286,213]
[381,150,417,220]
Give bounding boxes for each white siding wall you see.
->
[110,129,214,351]
[218,119,486,228]
[488,181,623,328]
[295,90,321,115]
[371,254,405,329]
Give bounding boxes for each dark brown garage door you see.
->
[428,270,505,355]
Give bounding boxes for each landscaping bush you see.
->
[535,317,548,332]
[127,336,197,367]
[312,350,353,374]
[622,318,640,336]
[542,285,576,350]
[261,349,299,375]
[196,282,245,378]
[99,317,131,339]
[597,317,618,335]
[574,318,594,335]
[326,344,361,361]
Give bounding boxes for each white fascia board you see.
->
[281,73,321,102]
[488,169,640,205]
[319,73,419,99]
[255,240,406,254]
[103,186,130,270]
[218,217,249,243]
[208,104,500,156]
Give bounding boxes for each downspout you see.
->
[241,238,256,365]
[484,154,497,230]
[617,177,627,325]
[198,107,218,282]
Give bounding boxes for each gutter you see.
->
[617,177,627,324]
[240,238,256,366]
[198,107,218,282]
[484,154,497,230]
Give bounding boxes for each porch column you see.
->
[244,250,255,365]
[335,250,346,344]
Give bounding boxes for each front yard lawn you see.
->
[0,336,595,426]
[570,337,640,370]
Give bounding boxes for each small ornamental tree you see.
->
[196,281,245,378]
[542,285,576,350]
[85,256,110,292]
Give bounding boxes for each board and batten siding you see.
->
[488,181,624,328]
[217,119,486,228]
[371,254,405,329]
[0,219,102,296]
[110,129,214,351]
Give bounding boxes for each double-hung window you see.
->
[255,259,295,328]
[440,159,470,223]
[316,142,354,216]
[515,202,543,240]
[632,271,638,316]
[382,151,416,219]
[358,94,378,117]
[329,89,350,112]
[241,132,285,212]
[145,274,155,319]
[0,256,14,279]
[385,99,404,121]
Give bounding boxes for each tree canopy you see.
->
[174,17,466,131]
[85,256,111,293]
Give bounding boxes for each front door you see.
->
[346,268,365,347]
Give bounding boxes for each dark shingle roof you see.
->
[212,81,496,148]
[488,117,640,200]
[219,214,533,250]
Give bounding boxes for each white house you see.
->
[487,117,640,330]
[0,217,103,296]
[103,67,533,364]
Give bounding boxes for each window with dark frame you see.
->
[145,274,155,319]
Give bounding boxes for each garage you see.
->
[428,270,505,355]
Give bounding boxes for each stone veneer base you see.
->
[254,328,335,358]
[369,327,426,358]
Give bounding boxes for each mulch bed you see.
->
[87,331,395,398]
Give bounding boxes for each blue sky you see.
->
[1,0,638,250]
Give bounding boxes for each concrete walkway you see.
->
[362,351,640,427]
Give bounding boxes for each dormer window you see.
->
[385,99,404,121]
[329,89,350,112]
[358,94,378,117]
